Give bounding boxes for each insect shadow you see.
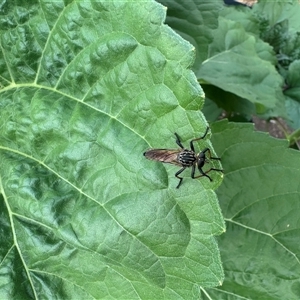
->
[143,127,223,188]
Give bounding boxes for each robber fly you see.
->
[143,127,223,188]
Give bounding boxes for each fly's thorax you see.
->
[177,149,196,167]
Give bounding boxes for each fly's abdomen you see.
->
[177,150,196,167]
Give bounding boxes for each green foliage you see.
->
[199,17,283,110]
[157,0,300,299]
[210,121,300,300]
[159,0,300,132]
[2,0,300,299]
[0,0,225,299]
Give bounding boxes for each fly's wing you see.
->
[143,149,181,166]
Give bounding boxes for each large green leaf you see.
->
[159,0,286,114]
[202,121,300,300]
[0,0,225,298]
[198,17,283,109]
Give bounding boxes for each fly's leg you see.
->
[193,165,213,182]
[191,163,213,180]
[193,167,224,182]
[191,164,196,178]
[202,147,221,160]
[190,127,210,152]
[174,133,184,149]
[195,148,223,182]
[175,167,186,188]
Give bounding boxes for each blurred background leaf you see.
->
[158,0,300,129]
